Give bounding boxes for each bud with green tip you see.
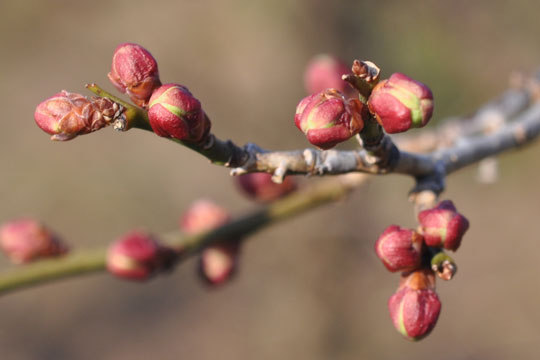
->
[368,73,433,134]
[107,231,176,281]
[108,43,161,108]
[418,200,469,251]
[34,91,120,141]
[148,84,211,143]
[0,219,68,264]
[235,173,296,203]
[388,269,441,341]
[375,225,424,273]
[294,89,367,149]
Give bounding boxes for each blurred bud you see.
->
[0,219,68,264]
[235,173,296,203]
[107,231,175,281]
[180,200,240,286]
[198,241,240,286]
[294,89,367,149]
[418,200,469,251]
[180,199,231,234]
[34,91,120,141]
[304,54,350,94]
[108,43,161,108]
[388,269,441,341]
[148,84,211,143]
[375,225,424,272]
[368,73,434,134]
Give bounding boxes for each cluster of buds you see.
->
[295,89,368,149]
[0,219,68,264]
[367,72,434,134]
[34,91,122,141]
[180,200,240,286]
[107,230,177,281]
[235,173,296,203]
[375,200,469,340]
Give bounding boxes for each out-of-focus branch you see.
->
[0,174,367,296]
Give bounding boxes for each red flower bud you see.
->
[388,269,441,341]
[294,89,367,149]
[108,43,161,108]
[180,200,231,234]
[107,231,174,281]
[368,73,434,134]
[34,91,120,141]
[375,225,424,272]
[0,219,68,264]
[148,84,211,143]
[418,200,469,251]
[180,200,239,286]
[304,54,350,94]
[198,241,240,286]
[235,173,296,203]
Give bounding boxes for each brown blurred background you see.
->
[1,0,540,359]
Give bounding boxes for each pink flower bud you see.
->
[388,269,441,341]
[304,54,350,94]
[180,200,231,234]
[0,219,68,264]
[180,200,239,286]
[418,200,469,251]
[148,84,211,143]
[198,241,240,286]
[108,43,161,108]
[107,231,174,281]
[34,91,120,141]
[368,73,434,134]
[294,89,367,149]
[375,225,424,272]
[235,173,297,203]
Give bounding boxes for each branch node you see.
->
[271,164,287,184]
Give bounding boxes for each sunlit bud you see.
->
[418,200,469,251]
[375,225,424,272]
[108,43,161,108]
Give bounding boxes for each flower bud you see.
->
[0,219,68,264]
[375,225,424,272]
[108,43,161,108]
[235,173,296,203]
[107,231,175,281]
[148,84,211,143]
[180,200,231,234]
[304,54,350,94]
[34,91,120,141]
[367,73,434,134]
[180,200,239,286]
[418,200,469,251]
[294,89,367,149]
[198,241,240,286]
[388,269,441,341]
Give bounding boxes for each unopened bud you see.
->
[304,54,350,94]
[35,91,120,141]
[418,200,469,251]
[294,89,367,149]
[180,200,239,286]
[107,231,175,281]
[198,241,240,286]
[375,225,424,272]
[368,73,434,134]
[0,219,68,264]
[108,43,161,108]
[388,269,441,341]
[148,84,211,143]
[235,173,296,203]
